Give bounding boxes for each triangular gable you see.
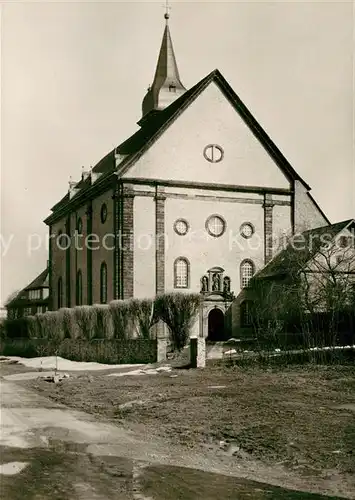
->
[118,69,310,189]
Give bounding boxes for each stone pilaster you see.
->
[263,193,274,264]
[155,186,166,296]
[113,186,120,300]
[154,186,166,338]
[48,226,53,311]
[65,216,71,307]
[86,202,93,305]
[121,185,134,299]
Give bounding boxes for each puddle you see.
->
[3,371,55,382]
[333,404,355,412]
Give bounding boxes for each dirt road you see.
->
[0,379,347,499]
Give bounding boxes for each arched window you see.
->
[57,277,63,309]
[100,262,107,304]
[174,257,189,288]
[76,217,83,235]
[240,300,253,327]
[240,260,255,288]
[76,270,83,305]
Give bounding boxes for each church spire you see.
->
[141,8,186,119]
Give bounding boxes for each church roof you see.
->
[254,219,355,280]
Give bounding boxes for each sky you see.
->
[0,0,354,306]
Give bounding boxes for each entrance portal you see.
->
[207,308,225,341]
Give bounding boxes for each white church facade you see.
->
[44,14,330,339]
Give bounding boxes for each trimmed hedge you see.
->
[1,293,201,362]
[0,338,157,364]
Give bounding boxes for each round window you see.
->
[174,219,189,236]
[100,203,107,224]
[206,215,226,238]
[203,144,224,163]
[240,222,254,239]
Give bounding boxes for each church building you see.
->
[44,13,330,339]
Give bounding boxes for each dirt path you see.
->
[0,379,349,499]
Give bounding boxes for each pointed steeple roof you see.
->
[141,13,186,120]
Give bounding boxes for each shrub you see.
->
[37,313,53,340]
[129,298,156,339]
[57,308,78,339]
[5,317,30,339]
[74,306,97,340]
[93,304,114,339]
[154,293,201,351]
[43,311,64,341]
[27,315,41,339]
[0,319,6,340]
[109,300,131,339]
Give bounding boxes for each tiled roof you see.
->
[6,268,49,307]
[24,268,49,290]
[255,219,355,280]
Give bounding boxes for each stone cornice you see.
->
[123,177,293,196]
[44,172,115,225]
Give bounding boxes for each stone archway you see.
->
[207,308,225,341]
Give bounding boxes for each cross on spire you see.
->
[141,0,186,119]
[163,0,171,20]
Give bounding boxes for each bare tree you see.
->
[249,233,355,348]
[4,290,20,306]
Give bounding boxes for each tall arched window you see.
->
[76,270,83,305]
[174,257,189,288]
[57,277,63,309]
[240,260,255,288]
[100,262,107,304]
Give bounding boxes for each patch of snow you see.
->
[155,366,172,372]
[5,356,146,372]
[223,349,237,356]
[107,369,147,377]
[118,399,146,410]
[0,462,29,475]
[108,365,171,377]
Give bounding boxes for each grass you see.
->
[22,365,355,473]
[139,465,344,500]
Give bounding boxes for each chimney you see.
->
[81,166,91,181]
[68,179,80,199]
